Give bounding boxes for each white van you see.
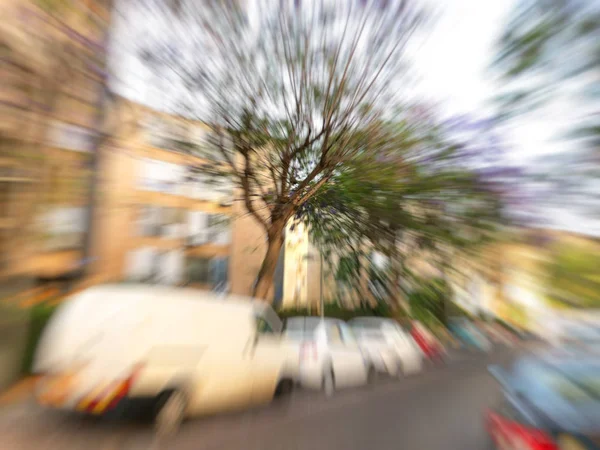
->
[33,285,297,431]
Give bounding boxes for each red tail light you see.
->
[300,342,318,362]
[106,363,144,411]
[487,411,557,450]
[77,363,144,414]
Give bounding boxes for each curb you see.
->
[0,377,38,406]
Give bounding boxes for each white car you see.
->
[283,317,372,396]
[348,317,423,377]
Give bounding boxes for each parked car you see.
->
[449,319,492,352]
[348,317,423,377]
[486,350,600,449]
[551,322,600,349]
[34,285,297,433]
[410,321,445,362]
[283,317,372,397]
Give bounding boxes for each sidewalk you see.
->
[0,377,38,407]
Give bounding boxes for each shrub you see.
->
[0,302,30,390]
[21,304,58,374]
[278,302,392,322]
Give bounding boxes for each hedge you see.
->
[278,302,393,322]
[21,304,58,375]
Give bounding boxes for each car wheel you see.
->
[273,378,295,413]
[154,390,187,438]
[322,369,335,398]
[395,359,405,378]
[367,365,378,384]
[275,378,294,398]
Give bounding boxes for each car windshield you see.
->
[553,363,600,403]
[354,328,385,340]
[514,358,600,412]
[284,317,323,341]
[563,325,600,342]
[350,319,392,340]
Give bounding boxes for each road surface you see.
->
[0,348,517,450]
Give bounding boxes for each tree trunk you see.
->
[388,228,410,314]
[253,228,284,301]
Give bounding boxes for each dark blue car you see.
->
[486,349,600,449]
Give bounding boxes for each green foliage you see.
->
[303,117,506,310]
[495,0,599,153]
[408,278,452,326]
[278,302,392,322]
[21,304,57,375]
[544,242,600,308]
[140,0,428,298]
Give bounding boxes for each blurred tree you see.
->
[494,0,600,220]
[302,115,511,312]
[137,0,427,300]
[544,241,600,308]
[408,277,451,327]
[495,0,599,147]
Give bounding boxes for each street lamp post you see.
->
[304,252,324,317]
[320,251,324,319]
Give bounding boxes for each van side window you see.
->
[256,317,274,335]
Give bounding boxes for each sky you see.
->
[112,0,598,236]
[412,0,568,164]
[412,0,514,115]
[412,0,598,235]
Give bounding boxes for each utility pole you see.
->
[320,251,324,319]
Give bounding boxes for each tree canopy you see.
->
[135,0,432,299]
[544,240,600,308]
[494,0,600,223]
[133,0,513,303]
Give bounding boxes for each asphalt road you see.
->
[0,347,518,450]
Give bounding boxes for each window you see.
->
[186,257,211,284]
[138,205,161,236]
[48,121,95,152]
[161,207,185,238]
[187,212,231,246]
[207,214,231,244]
[210,257,229,288]
[40,207,86,251]
[139,158,185,194]
[126,248,183,285]
[138,206,184,238]
[256,317,274,335]
[125,247,157,281]
[185,256,229,287]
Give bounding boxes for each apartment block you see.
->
[1,0,111,301]
[89,98,274,298]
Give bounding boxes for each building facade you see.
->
[88,98,275,298]
[1,0,112,302]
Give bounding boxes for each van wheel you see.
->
[367,366,378,384]
[154,390,187,438]
[322,369,335,398]
[273,379,295,412]
[395,359,405,378]
[274,379,294,399]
